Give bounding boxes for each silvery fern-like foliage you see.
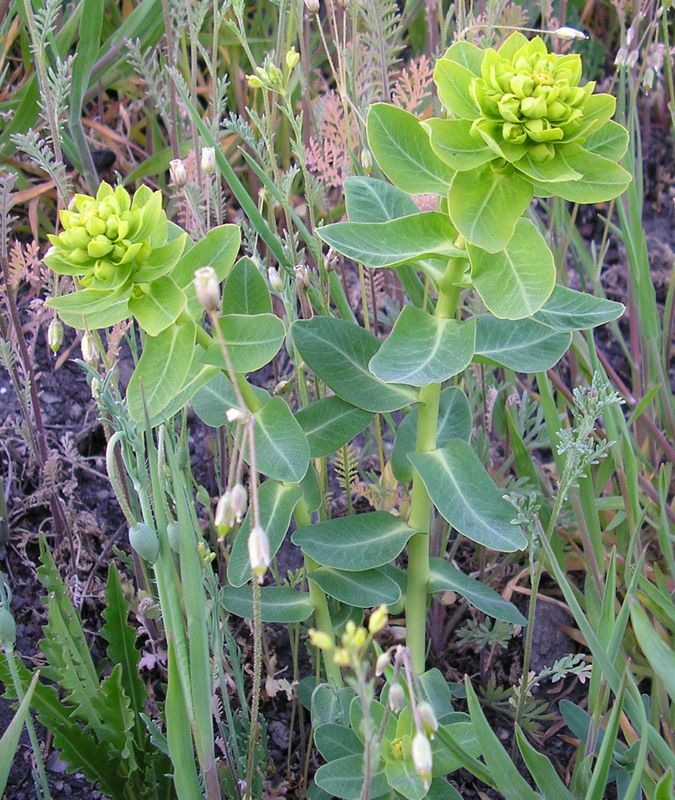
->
[354,0,404,104]
[279,165,300,202]
[556,374,622,494]
[30,0,61,52]
[41,54,74,136]
[10,130,70,199]
[0,172,17,261]
[206,76,230,138]
[125,39,173,133]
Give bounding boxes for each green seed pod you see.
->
[129,523,160,564]
[167,521,181,553]
[0,607,17,649]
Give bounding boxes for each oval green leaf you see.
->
[369,308,476,386]
[429,557,526,624]
[309,566,401,608]
[292,511,417,571]
[191,372,269,427]
[391,387,472,483]
[318,212,464,269]
[222,256,272,315]
[314,724,362,761]
[172,224,241,289]
[366,103,454,196]
[425,118,496,172]
[199,313,285,373]
[474,315,571,372]
[250,397,310,483]
[409,440,526,552]
[448,163,533,253]
[127,321,196,422]
[468,218,555,320]
[533,286,624,331]
[221,585,312,623]
[296,396,373,458]
[292,317,417,413]
[315,754,388,800]
[344,176,418,222]
[128,275,187,336]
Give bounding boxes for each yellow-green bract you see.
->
[44,182,187,334]
[426,32,631,205]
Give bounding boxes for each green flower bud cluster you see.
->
[471,37,592,163]
[423,31,631,224]
[44,182,189,335]
[46,182,165,288]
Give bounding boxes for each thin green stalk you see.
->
[5,653,52,799]
[405,257,466,673]
[295,498,342,686]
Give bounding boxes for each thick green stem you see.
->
[405,258,466,674]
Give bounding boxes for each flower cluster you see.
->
[471,37,593,163]
[425,32,630,201]
[46,183,167,287]
[44,183,187,334]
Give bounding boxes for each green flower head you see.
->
[425,32,631,211]
[46,182,167,287]
[470,36,593,163]
[45,183,188,335]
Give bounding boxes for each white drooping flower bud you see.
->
[304,0,320,12]
[201,147,216,176]
[411,732,432,789]
[375,651,391,677]
[226,407,247,424]
[268,266,284,291]
[48,318,63,353]
[294,264,310,290]
[192,266,220,311]
[230,483,248,522]
[360,147,373,173]
[553,26,588,41]
[215,490,235,536]
[417,701,438,737]
[81,331,97,364]
[248,525,270,577]
[169,158,188,187]
[388,682,405,712]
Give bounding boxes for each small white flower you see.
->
[375,651,391,677]
[192,266,220,311]
[268,266,284,292]
[215,490,235,534]
[169,158,188,187]
[230,483,248,522]
[304,0,320,13]
[201,147,216,176]
[81,331,97,365]
[226,407,247,424]
[553,26,588,41]
[411,732,432,789]
[248,525,270,577]
[417,701,438,737]
[388,682,405,712]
